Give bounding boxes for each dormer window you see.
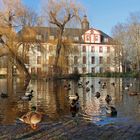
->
[86,35,90,41]
[95,35,98,41]
[104,38,108,42]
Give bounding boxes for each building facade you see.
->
[20,16,120,76]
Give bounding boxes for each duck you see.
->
[19,106,42,130]
[91,85,94,88]
[1,92,8,98]
[86,87,90,92]
[111,82,115,86]
[20,94,33,101]
[124,84,132,90]
[95,92,100,98]
[105,95,112,104]
[129,92,138,96]
[25,90,34,96]
[69,93,79,102]
[70,99,80,117]
[64,84,71,91]
[102,82,107,89]
[78,82,83,88]
[85,81,89,85]
[105,105,117,117]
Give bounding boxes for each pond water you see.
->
[0,77,140,126]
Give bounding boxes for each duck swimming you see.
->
[1,92,8,98]
[69,93,79,102]
[70,99,80,117]
[25,90,34,96]
[19,106,42,130]
[105,105,117,117]
[95,92,100,98]
[20,94,33,101]
[105,95,112,104]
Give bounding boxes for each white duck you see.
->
[69,93,79,101]
[25,90,34,96]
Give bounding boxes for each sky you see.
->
[22,0,140,36]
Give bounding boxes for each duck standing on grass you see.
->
[19,106,42,130]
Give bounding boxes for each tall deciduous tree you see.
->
[42,0,83,73]
[112,12,140,74]
[0,0,43,79]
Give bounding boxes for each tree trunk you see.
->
[2,43,31,80]
[53,28,63,74]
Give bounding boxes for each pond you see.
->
[0,77,140,126]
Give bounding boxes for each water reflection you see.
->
[0,77,140,125]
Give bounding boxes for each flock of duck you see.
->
[68,80,137,118]
[0,79,138,130]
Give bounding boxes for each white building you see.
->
[19,16,120,76]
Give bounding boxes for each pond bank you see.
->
[1,117,140,140]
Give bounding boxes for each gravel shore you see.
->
[0,116,140,140]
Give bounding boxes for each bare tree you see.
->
[0,0,43,80]
[42,0,83,73]
[112,12,140,74]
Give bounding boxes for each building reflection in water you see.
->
[1,77,140,125]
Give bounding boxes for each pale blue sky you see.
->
[22,0,140,36]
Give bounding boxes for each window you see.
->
[74,36,79,41]
[37,45,41,52]
[37,68,41,74]
[31,67,36,74]
[74,56,78,65]
[91,30,94,34]
[83,56,86,64]
[107,57,110,64]
[36,35,42,40]
[91,46,95,52]
[99,56,103,64]
[95,35,98,41]
[91,56,95,64]
[107,46,110,53]
[99,67,103,73]
[99,46,103,53]
[49,36,54,40]
[37,56,41,64]
[86,35,90,41]
[106,67,110,72]
[91,67,95,73]
[82,67,86,73]
[74,67,78,73]
[104,38,108,43]
[82,46,86,52]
